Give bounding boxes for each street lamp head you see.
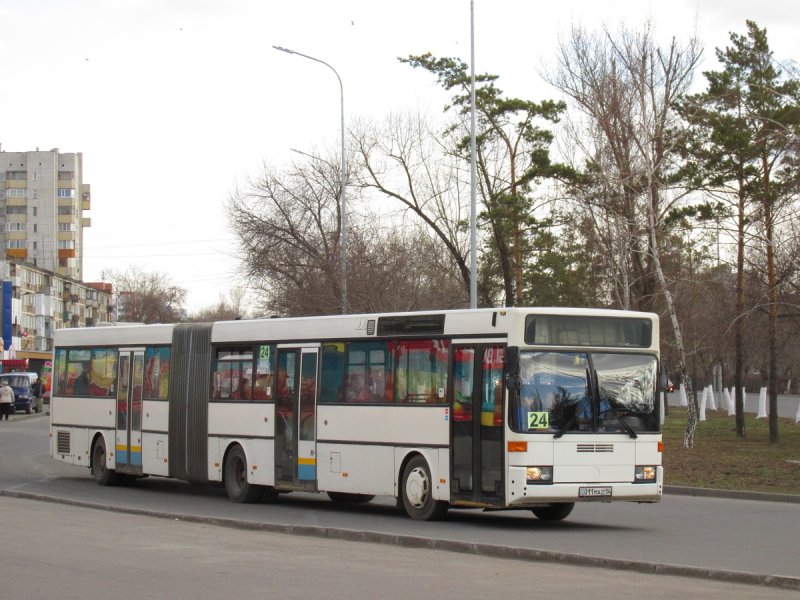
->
[272,45,295,55]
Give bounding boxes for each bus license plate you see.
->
[579,486,612,498]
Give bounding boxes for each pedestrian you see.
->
[0,380,14,420]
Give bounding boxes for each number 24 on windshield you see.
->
[528,411,549,430]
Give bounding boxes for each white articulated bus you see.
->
[49,307,664,521]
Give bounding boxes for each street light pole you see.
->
[273,45,348,314]
[469,1,478,309]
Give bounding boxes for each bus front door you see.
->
[450,344,505,506]
[275,347,318,491]
[115,349,145,476]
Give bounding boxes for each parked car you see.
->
[0,372,40,414]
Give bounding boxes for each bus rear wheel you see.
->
[91,437,120,486]
[532,502,575,521]
[400,455,448,521]
[223,445,262,503]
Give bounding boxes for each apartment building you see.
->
[0,146,115,366]
[0,146,90,280]
[0,260,114,362]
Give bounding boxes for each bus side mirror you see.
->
[505,346,520,391]
[659,366,668,391]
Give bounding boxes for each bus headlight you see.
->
[634,466,657,482]
[526,466,553,484]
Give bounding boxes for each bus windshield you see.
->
[510,351,659,434]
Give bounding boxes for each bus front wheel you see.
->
[400,455,448,521]
[532,502,575,521]
[223,445,263,503]
[91,437,120,486]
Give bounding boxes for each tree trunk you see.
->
[763,151,779,443]
[734,182,746,437]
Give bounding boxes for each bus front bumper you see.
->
[507,466,663,506]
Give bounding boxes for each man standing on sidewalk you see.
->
[0,380,14,420]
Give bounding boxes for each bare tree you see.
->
[550,23,703,446]
[228,155,345,316]
[229,153,469,316]
[101,266,186,324]
[354,112,472,301]
[188,287,249,322]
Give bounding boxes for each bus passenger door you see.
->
[116,348,145,476]
[450,344,505,506]
[275,347,318,491]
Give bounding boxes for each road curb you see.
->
[665,485,800,504]
[3,489,799,592]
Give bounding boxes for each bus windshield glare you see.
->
[510,351,659,434]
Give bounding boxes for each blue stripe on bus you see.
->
[298,463,316,480]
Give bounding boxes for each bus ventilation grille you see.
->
[56,431,71,455]
[576,443,614,453]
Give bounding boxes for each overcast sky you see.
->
[1,0,797,312]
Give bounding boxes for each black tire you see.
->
[223,445,262,503]
[327,491,375,504]
[532,502,575,521]
[25,404,32,415]
[399,455,448,521]
[91,437,120,486]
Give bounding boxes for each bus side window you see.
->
[395,340,449,404]
[211,346,254,401]
[144,347,170,400]
[342,342,392,404]
[320,343,345,403]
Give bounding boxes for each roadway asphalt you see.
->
[6,406,800,594]
[3,495,799,600]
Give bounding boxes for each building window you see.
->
[58,240,75,249]
[7,171,26,180]
[58,223,75,232]
[5,222,25,231]
[6,206,26,215]
[6,240,27,249]
[57,206,75,215]
[58,188,75,198]
[7,188,27,197]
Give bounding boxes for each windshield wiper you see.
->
[616,414,638,439]
[555,369,592,439]
[553,411,579,439]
